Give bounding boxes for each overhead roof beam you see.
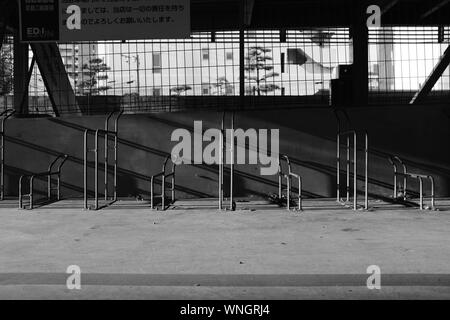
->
[410,45,450,104]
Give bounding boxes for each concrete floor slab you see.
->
[0,199,450,299]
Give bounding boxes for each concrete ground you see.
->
[0,198,450,299]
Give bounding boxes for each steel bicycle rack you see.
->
[219,110,235,211]
[388,156,436,210]
[278,154,302,211]
[150,111,236,211]
[18,154,68,209]
[83,110,123,210]
[0,109,16,200]
[150,155,176,210]
[334,109,368,210]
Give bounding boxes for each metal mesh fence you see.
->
[1,26,449,115]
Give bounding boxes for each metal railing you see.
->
[278,154,302,211]
[19,154,68,209]
[388,156,436,210]
[83,110,123,210]
[334,109,369,210]
[0,109,15,200]
[150,155,176,210]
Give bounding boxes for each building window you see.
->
[202,84,210,95]
[152,53,162,73]
[226,52,233,61]
[202,48,209,61]
[153,88,161,96]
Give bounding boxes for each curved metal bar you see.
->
[279,154,302,211]
[388,156,408,199]
[150,155,177,211]
[48,154,68,173]
[19,154,68,209]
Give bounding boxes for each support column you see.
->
[239,2,245,108]
[13,30,28,115]
[351,2,369,107]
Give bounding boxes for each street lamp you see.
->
[120,53,141,95]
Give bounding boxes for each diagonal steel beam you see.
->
[410,45,450,104]
[381,0,400,15]
[420,0,450,20]
[30,43,81,116]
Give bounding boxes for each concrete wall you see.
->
[4,104,450,203]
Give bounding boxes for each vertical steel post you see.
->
[230,112,234,210]
[114,132,118,201]
[95,131,99,210]
[353,132,357,210]
[57,174,60,201]
[161,175,165,210]
[0,130,3,200]
[286,176,290,210]
[336,134,340,201]
[19,176,22,209]
[401,161,407,199]
[47,174,51,199]
[83,130,88,210]
[114,113,121,201]
[393,165,397,198]
[419,177,423,210]
[150,177,154,209]
[346,135,350,202]
[298,178,302,211]
[430,176,435,209]
[104,129,108,201]
[29,177,34,210]
[278,166,282,199]
[219,113,223,210]
[171,167,175,202]
[365,133,368,210]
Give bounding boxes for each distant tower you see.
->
[376,27,394,90]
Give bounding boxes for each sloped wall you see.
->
[4,104,450,203]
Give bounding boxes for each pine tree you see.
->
[244,46,280,96]
[77,58,111,95]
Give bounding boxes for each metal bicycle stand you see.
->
[388,156,436,210]
[218,110,235,211]
[150,155,176,210]
[334,109,369,210]
[83,110,123,210]
[19,154,68,210]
